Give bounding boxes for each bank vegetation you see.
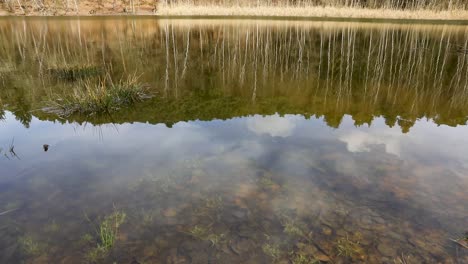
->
[1,0,467,19]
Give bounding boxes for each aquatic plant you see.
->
[194,195,224,220]
[336,235,364,259]
[86,245,108,262]
[393,254,414,264]
[83,209,127,261]
[48,74,150,117]
[81,233,94,244]
[284,221,307,239]
[262,243,282,261]
[18,235,41,255]
[44,220,60,233]
[1,138,20,160]
[204,195,223,210]
[187,225,208,239]
[98,210,126,250]
[258,176,276,188]
[290,252,319,264]
[187,225,225,247]
[281,217,312,242]
[140,209,155,226]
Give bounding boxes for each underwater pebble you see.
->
[321,225,332,236]
[232,209,247,219]
[315,253,331,262]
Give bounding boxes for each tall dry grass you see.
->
[157,0,468,19]
[156,5,468,20]
[1,0,467,18]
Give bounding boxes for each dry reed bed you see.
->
[156,5,468,20]
[1,0,468,19]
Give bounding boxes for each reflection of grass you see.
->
[18,235,41,255]
[49,74,150,116]
[48,65,100,81]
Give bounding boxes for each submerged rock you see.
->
[321,225,333,236]
[232,209,247,219]
[315,253,331,262]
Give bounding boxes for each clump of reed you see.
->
[48,74,151,117]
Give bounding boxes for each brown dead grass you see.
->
[156,5,468,20]
[0,0,467,20]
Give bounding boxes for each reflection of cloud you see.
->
[246,114,298,137]
[339,130,401,156]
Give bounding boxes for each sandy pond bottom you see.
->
[0,112,467,263]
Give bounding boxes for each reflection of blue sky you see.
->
[246,113,301,137]
[2,111,468,180]
[336,115,468,171]
[1,111,467,235]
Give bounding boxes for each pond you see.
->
[0,17,467,263]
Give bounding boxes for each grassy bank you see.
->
[1,0,467,20]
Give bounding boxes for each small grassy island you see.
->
[1,0,468,20]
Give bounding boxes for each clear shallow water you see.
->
[0,18,467,263]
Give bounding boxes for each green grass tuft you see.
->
[262,243,282,261]
[290,252,319,264]
[18,235,41,256]
[98,210,126,250]
[336,234,364,259]
[48,74,150,117]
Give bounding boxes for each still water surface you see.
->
[0,18,467,263]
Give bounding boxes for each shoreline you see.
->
[1,15,467,26]
[1,5,468,23]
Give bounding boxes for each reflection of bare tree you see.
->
[1,20,468,130]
